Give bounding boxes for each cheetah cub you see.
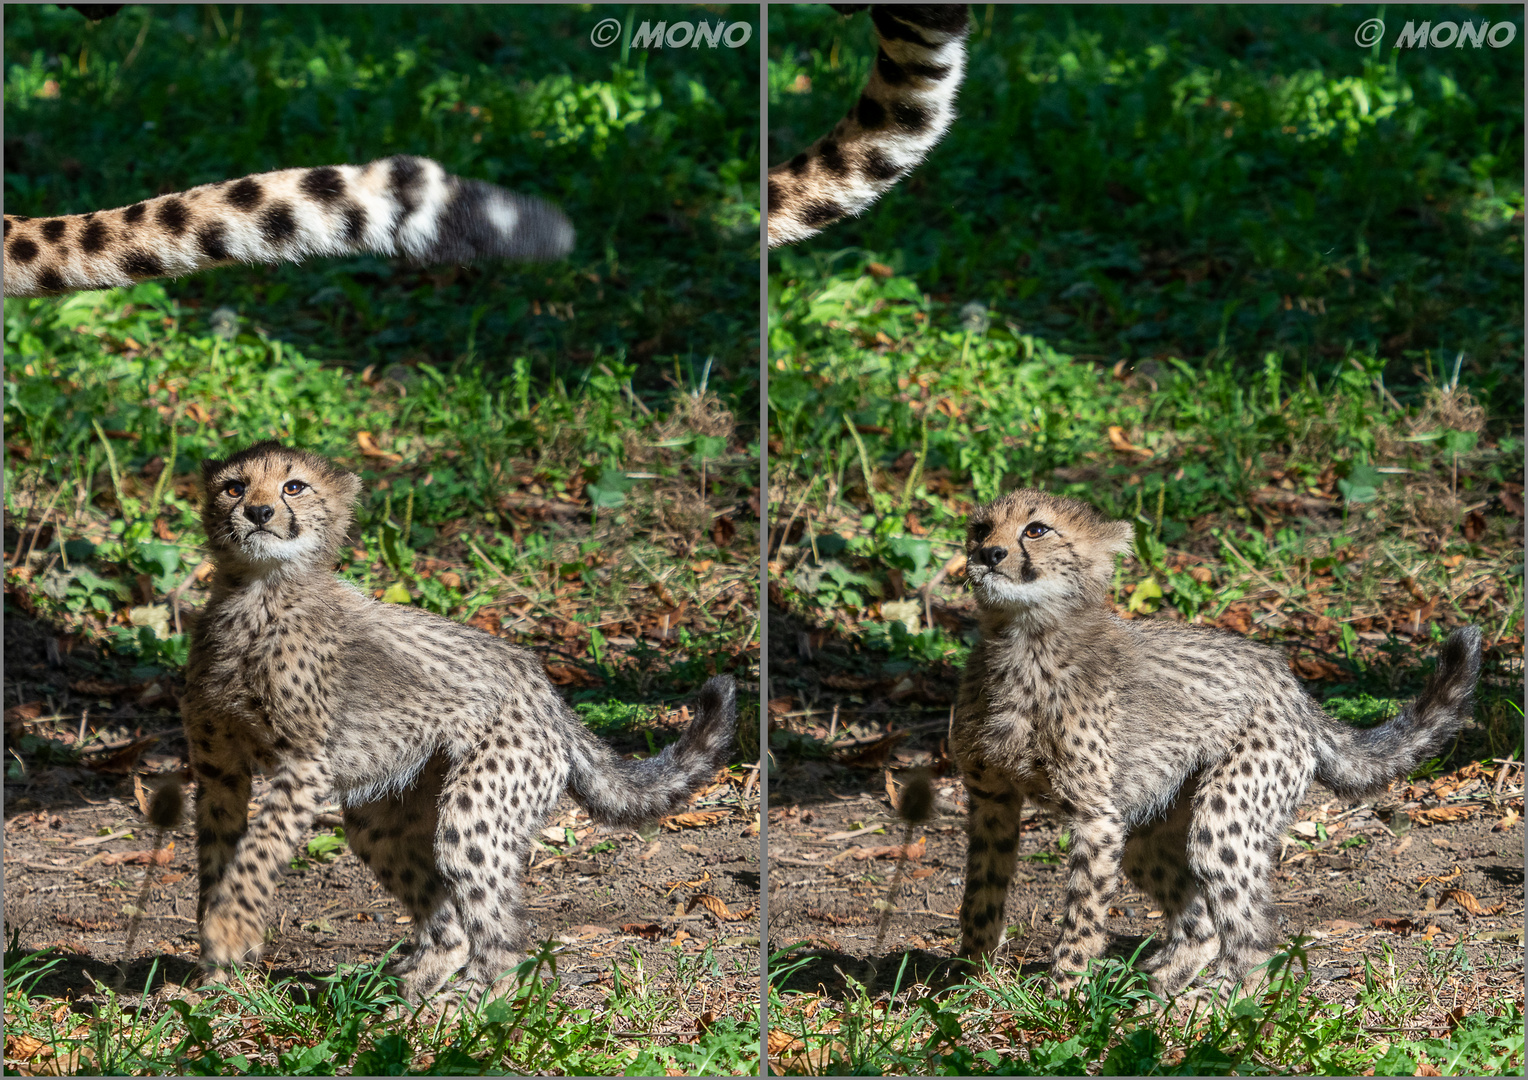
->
[953,489,1481,997]
[182,442,737,1002]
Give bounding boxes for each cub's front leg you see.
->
[1049,806,1127,992]
[957,768,1025,962]
[197,754,332,979]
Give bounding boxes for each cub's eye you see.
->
[1022,522,1051,540]
[223,481,245,499]
[282,480,308,496]
[969,522,992,544]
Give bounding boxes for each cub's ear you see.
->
[336,469,363,506]
[1106,519,1136,556]
[200,455,227,484]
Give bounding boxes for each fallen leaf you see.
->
[356,430,403,463]
[544,662,601,687]
[1291,655,1344,681]
[661,811,728,831]
[1461,510,1486,541]
[560,924,611,940]
[4,701,46,728]
[87,736,160,775]
[866,262,894,280]
[1410,805,1473,825]
[685,893,755,922]
[7,1033,46,1059]
[1371,917,1415,936]
[852,839,925,861]
[1106,425,1153,458]
[620,922,664,939]
[1492,808,1519,831]
[1440,889,1506,916]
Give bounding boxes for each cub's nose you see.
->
[976,545,1008,568]
[244,504,274,526]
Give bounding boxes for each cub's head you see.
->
[200,442,361,574]
[965,490,1134,618]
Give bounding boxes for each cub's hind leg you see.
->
[1122,794,1218,995]
[342,754,466,985]
[1187,723,1311,992]
[957,770,1024,963]
[430,740,568,1002]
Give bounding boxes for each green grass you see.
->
[767,5,1522,1075]
[767,945,1524,1076]
[4,937,760,1075]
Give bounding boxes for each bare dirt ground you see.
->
[765,613,1526,1026]
[4,612,760,1019]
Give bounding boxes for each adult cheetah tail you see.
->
[767,5,970,248]
[3,155,573,298]
[1313,627,1482,799]
[564,676,738,828]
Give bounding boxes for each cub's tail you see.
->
[1313,627,1482,798]
[3,155,573,298]
[565,676,738,828]
[768,4,970,248]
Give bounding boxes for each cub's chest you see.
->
[196,599,333,714]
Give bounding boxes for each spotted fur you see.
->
[953,489,1481,996]
[768,4,970,248]
[183,442,736,1002]
[3,156,573,298]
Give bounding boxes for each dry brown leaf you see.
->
[132,774,152,818]
[1372,917,1415,936]
[852,839,925,861]
[685,893,755,922]
[662,870,711,896]
[1106,425,1153,458]
[4,701,46,729]
[1440,888,1506,916]
[1290,655,1344,681]
[620,922,664,939]
[96,844,174,867]
[7,1033,46,1060]
[544,662,601,687]
[767,1029,801,1054]
[356,430,403,463]
[1411,805,1473,825]
[1415,866,1462,887]
[87,736,160,775]
[661,810,728,831]
[1414,1055,1442,1076]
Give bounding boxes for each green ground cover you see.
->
[768,4,1522,1075]
[5,4,759,1074]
